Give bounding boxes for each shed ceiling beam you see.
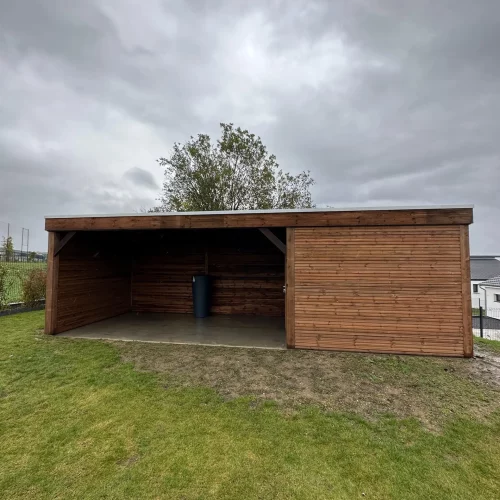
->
[54,231,76,256]
[258,228,286,254]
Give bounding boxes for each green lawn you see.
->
[1,311,500,499]
[0,262,47,304]
[476,337,500,354]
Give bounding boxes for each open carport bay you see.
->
[52,227,286,349]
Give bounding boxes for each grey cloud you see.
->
[0,0,499,254]
[124,167,159,190]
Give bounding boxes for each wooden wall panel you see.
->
[55,232,132,333]
[132,247,204,313]
[131,229,285,316]
[294,226,466,356]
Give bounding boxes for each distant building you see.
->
[471,256,500,308]
[478,275,500,310]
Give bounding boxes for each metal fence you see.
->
[473,307,500,341]
[0,255,47,311]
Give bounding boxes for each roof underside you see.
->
[44,205,473,232]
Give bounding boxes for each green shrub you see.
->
[0,265,7,309]
[21,268,47,308]
[0,264,15,310]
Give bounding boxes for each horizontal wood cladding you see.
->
[294,226,466,356]
[45,207,473,231]
[55,232,132,333]
[131,229,285,316]
[45,232,59,334]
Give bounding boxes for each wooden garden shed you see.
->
[44,205,473,357]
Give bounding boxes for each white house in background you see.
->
[479,275,500,310]
[473,275,500,340]
[470,256,500,308]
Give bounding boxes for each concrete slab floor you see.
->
[59,313,286,349]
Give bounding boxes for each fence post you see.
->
[479,306,484,338]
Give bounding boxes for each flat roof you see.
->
[45,205,473,231]
[45,204,473,219]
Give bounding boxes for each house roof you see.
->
[480,275,500,288]
[471,256,500,281]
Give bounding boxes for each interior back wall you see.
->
[131,229,285,316]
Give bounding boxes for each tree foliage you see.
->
[0,265,11,309]
[21,268,47,308]
[2,236,14,262]
[152,123,314,212]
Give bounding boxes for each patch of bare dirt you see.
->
[471,345,500,387]
[117,342,500,429]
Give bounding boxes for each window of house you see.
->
[494,294,500,302]
[473,284,479,293]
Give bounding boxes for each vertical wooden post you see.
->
[460,225,473,357]
[45,232,60,334]
[285,228,295,348]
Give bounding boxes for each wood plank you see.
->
[294,262,462,268]
[294,342,464,352]
[295,336,465,346]
[54,231,76,256]
[461,225,473,357]
[294,331,462,340]
[294,270,461,277]
[44,232,60,334]
[286,228,295,348]
[259,228,286,254]
[295,225,463,234]
[45,208,473,231]
[295,324,462,334]
[295,310,464,320]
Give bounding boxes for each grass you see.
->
[475,337,500,354]
[0,311,499,499]
[0,262,47,304]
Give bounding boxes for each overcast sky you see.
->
[1,0,499,253]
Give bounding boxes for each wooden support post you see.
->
[45,232,60,334]
[285,228,295,348]
[54,231,76,256]
[460,225,473,357]
[259,228,286,254]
